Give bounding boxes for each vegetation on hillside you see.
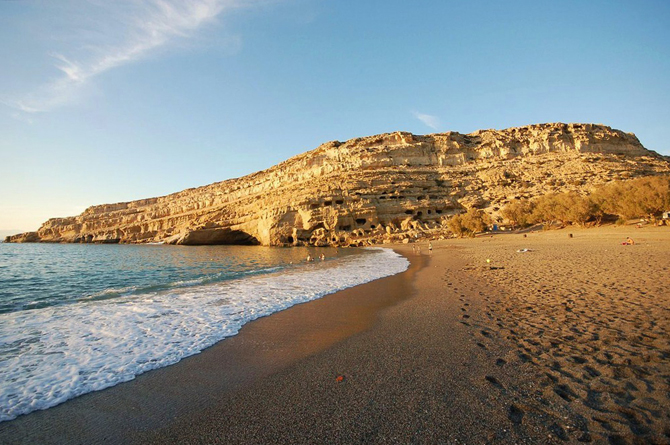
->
[499,175,670,229]
[445,175,670,237]
[447,208,492,237]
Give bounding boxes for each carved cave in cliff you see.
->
[180,228,260,246]
[216,230,260,245]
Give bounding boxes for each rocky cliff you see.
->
[7,123,670,246]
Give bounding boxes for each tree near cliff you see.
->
[531,192,598,227]
[448,208,492,237]
[500,175,670,228]
[500,199,535,229]
[591,175,670,221]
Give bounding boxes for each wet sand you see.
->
[0,251,426,444]
[2,226,669,444]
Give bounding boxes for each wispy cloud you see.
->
[412,111,440,131]
[6,0,251,113]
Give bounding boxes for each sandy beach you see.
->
[446,225,670,443]
[1,225,669,444]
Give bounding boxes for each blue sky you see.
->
[1,0,669,233]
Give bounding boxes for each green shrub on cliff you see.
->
[500,199,535,229]
[531,192,600,226]
[448,208,492,237]
[500,175,670,228]
[591,176,670,220]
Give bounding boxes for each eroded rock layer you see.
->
[7,123,670,246]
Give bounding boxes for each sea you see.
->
[0,242,408,422]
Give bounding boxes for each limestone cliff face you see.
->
[7,123,670,246]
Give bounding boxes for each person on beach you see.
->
[428,242,433,254]
[319,253,325,261]
[626,237,635,245]
[306,254,313,262]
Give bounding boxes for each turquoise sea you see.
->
[0,243,408,422]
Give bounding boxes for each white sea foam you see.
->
[0,248,408,422]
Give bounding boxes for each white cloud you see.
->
[412,111,440,131]
[7,111,34,125]
[6,0,253,113]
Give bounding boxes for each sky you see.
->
[1,0,669,233]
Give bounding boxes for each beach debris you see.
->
[516,248,532,253]
[335,375,345,383]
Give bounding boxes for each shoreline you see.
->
[0,248,425,444]
[2,225,669,443]
[143,240,548,444]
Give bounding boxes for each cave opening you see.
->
[180,228,260,246]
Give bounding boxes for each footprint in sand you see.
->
[553,384,577,402]
[485,375,504,389]
[508,404,524,424]
[544,372,559,383]
[518,352,533,363]
[548,423,569,441]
